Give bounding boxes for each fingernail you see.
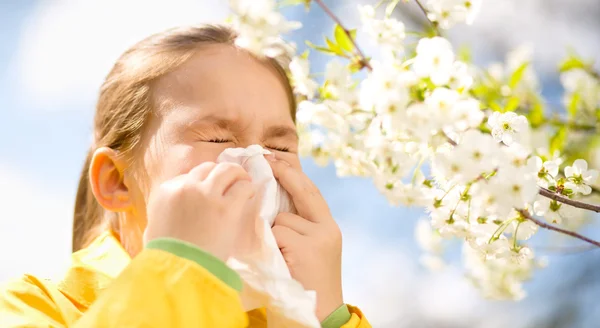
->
[265,153,276,161]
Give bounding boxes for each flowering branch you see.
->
[313,0,373,70]
[538,187,600,213]
[414,0,441,35]
[518,209,600,248]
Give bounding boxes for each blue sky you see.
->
[1,1,600,327]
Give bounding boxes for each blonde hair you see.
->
[73,24,296,251]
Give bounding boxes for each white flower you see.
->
[424,87,460,128]
[531,156,559,188]
[230,0,301,57]
[564,159,599,195]
[289,56,318,99]
[506,246,534,265]
[324,60,355,103]
[487,111,529,145]
[561,68,600,113]
[452,98,484,131]
[488,166,538,216]
[533,196,568,224]
[295,100,349,135]
[506,220,538,241]
[448,61,474,92]
[360,61,414,114]
[413,37,455,85]
[425,0,482,29]
[359,7,405,51]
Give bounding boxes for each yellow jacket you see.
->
[0,231,370,327]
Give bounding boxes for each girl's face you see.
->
[121,44,299,248]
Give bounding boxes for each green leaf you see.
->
[550,126,568,153]
[489,102,503,113]
[305,40,336,55]
[504,96,520,112]
[559,56,587,72]
[334,24,354,52]
[457,45,472,63]
[300,49,310,60]
[527,101,545,128]
[568,92,580,117]
[509,63,528,89]
[325,37,345,56]
[385,0,402,17]
[278,0,311,8]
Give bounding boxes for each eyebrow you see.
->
[264,125,298,142]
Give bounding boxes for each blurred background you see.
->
[1,0,600,327]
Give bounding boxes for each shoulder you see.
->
[0,274,60,306]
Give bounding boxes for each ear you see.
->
[89,147,132,212]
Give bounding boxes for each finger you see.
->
[271,225,302,249]
[188,161,217,180]
[273,212,314,235]
[205,162,251,195]
[268,159,327,222]
[224,179,257,202]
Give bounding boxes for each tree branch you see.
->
[538,187,600,213]
[518,209,600,248]
[313,0,373,71]
[414,0,441,35]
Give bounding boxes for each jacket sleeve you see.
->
[321,304,371,328]
[341,305,371,328]
[0,238,249,328]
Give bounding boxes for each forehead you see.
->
[151,44,293,126]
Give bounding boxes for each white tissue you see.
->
[217,145,320,328]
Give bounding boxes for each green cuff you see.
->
[321,304,352,328]
[145,238,242,292]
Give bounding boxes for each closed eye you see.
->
[208,138,232,143]
[267,145,290,152]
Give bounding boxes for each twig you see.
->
[518,209,600,248]
[538,187,600,213]
[414,0,441,35]
[313,0,373,71]
[546,119,598,132]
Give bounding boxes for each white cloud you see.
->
[0,164,73,283]
[12,0,229,111]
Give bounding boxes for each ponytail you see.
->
[72,149,104,251]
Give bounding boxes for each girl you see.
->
[0,25,371,327]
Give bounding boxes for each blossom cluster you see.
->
[230,0,600,300]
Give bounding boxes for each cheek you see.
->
[141,143,223,196]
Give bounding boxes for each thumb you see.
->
[271,224,301,249]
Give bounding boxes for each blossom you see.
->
[323,60,355,103]
[533,196,569,224]
[229,0,301,57]
[561,68,600,111]
[289,56,318,99]
[413,37,455,85]
[360,61,414,114]
[359,5,406,51]
[452,98,484,131]
[425,0,483,29]
[487,111,529,145]
[531,156,559,188]
[564,159,599,195]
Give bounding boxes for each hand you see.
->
[143,161,260,261]
[267,157,344,321]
